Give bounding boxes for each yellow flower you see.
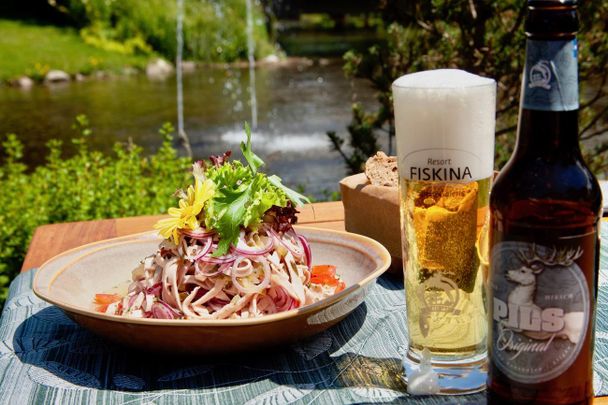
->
[154,178,215,243]
[186,177,215,210]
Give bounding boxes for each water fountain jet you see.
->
[176,0,193,158]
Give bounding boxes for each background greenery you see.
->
[0,118,192,306]
[329,0,608,173]
[60,0,274,62]
[0,19,149,81]
[0,0,274,82]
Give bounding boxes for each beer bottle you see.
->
[487,1,602,404]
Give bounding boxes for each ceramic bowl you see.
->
[33,226,391,354]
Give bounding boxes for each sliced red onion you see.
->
[272,286,294,312]
[231,259,271,295]
[127,293,138,309]
[151,302,175,319]
[267,226,304,259]
[282,227,305,258]
[151,300,181,319]
[232,257,254,277]
[198,255,236,265]
[181,228,215,239]
[192,236,213,261]
[234,230,274,256]
[298,235,312,268]
[145,283,162,297]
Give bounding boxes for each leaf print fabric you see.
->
[2,230,608,405]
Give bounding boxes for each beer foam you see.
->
[393,69,494,89]
[392,69,496,181]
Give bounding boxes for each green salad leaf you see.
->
[240,122,264,174]
[203,124,310,256]
[268,175,310,208]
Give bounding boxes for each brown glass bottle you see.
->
[487,1,602,404]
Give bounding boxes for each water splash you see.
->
[175,0,192,158]
[246,0,258,129]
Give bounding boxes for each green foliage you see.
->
[58,0,274,62]
[331,1,608,174]
[0,19,149,81]
[0,117,192,306]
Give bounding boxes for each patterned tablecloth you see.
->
[2,231,608,405]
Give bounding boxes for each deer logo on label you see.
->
[491,242,589,383]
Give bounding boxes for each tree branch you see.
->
[496,125,517,137]
[469,0,478,19]
[580,71,607,109]
[416,19,433,31]
[590,139,608,156]
[497,98,519,115]
[580,126,608,141]
[580,104,608,139]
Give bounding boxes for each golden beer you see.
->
[402,177,491,356]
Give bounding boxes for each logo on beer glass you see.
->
[529,60,552,90]
[417,273,461,337]
[491,242,589,383]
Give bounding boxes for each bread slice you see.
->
[364,152,398,187]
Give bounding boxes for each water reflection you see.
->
[0,60,375,196]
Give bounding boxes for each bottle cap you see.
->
[526,0,578,37]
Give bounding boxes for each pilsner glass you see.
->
[392,69,496,395]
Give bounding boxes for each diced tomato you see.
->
[310,264,346,292]
[311,265,336,278]
[94,293,121,305]
[311,274,339,286]
[94,293,121,313]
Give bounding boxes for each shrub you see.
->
[0,117,192,306]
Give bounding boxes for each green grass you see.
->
[0,19,150,82]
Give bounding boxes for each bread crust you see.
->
[364,152,398,187]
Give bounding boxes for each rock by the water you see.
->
[75,73,86,82]
[44,70,70,83]
[95,71,109,79]
[122,66,139,76]
[261,54,281,64]
[14,76,34,88]
[146,59,173,79]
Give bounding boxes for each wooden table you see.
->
[19,201,607,403]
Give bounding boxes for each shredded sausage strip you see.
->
[101,226,340,319]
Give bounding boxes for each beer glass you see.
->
[392,69,496,395]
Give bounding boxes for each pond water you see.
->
[0,59,376,197]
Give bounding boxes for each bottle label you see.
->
[523,39,579,111]
[490,238,590,383]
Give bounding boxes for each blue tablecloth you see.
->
[2,230,608,404]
